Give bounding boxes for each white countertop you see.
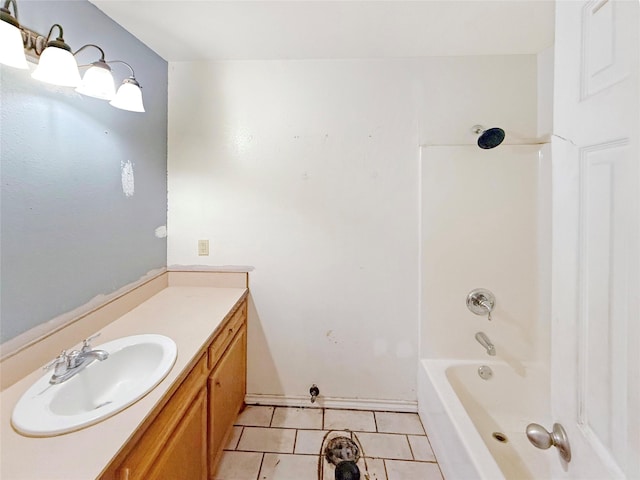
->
[0,286,247,480]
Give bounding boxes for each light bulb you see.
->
[110,78,145,112]
[0,10,27,69]
[76,63,116,100]
[32,45,81,87]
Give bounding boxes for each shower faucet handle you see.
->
[466,288,495,320]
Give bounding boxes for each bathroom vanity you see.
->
[100,296,247,479]
[0,272,248,480]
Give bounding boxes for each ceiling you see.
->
[89,1,555,62]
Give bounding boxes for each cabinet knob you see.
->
[216,380,222,387]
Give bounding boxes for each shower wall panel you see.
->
[420,145,548,363]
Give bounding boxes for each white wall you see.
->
[415,56,537,145]
[168,55,537,403]
[537,46,554,138]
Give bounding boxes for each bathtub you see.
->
[417,359,553,480]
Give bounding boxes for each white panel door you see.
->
[551,1,639,479]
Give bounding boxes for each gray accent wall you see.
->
[0,1,168,343]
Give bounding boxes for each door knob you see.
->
[526,422,571,463]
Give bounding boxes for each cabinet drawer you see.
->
[208,300,246,370]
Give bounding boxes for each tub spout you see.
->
[475,332,496,356]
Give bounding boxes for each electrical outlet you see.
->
[198,239,209,256]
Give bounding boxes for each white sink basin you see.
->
[11,334,177,437]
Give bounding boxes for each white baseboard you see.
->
[244,394,417,413]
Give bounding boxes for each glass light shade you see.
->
[110,79,145,112]
[0,18,28,69]
[76,64,116,100]
[31,46,81,87]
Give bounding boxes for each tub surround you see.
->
[420,145,544,362]
[0,273,247,479]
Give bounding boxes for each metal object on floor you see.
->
[324,436,360,465]
[334,461,360,480]
[323,436,361,480]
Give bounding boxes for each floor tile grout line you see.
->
[424,432,439,463]
[373,411,379,432]
[419,418,427,435]
[353,430,427,437]
[255,452,265,480]
[292,428,298,454]
[268,406,276,428]
[234,426,245,451]
[241,425,326,431]
[231,448,437,461]
[406,433,415,461]
[234,426,243,450]
[238,424,421,434]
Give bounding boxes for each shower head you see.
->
[472,125,505,149]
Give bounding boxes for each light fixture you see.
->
[0,0,28,68]
[108,60,145,113]
[74,44,115,100]
[3,0,145,113]
[31,23,81,87]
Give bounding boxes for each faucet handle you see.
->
[43,351,68,374]
[81,333,101,352]
[466,288,496,320]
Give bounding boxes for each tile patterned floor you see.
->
[213,406,444,480]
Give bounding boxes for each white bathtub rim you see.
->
[421,359,504,479]
[418,365,481,480]
[420,358,550,480]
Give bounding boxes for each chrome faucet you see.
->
[44,333,109,384]
[466,289,495,321]
[478,299,493,313]
[475,331,496,356]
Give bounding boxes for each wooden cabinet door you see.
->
[145,387,208,480]
[116,380,208,480]
[208,326,247,472]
